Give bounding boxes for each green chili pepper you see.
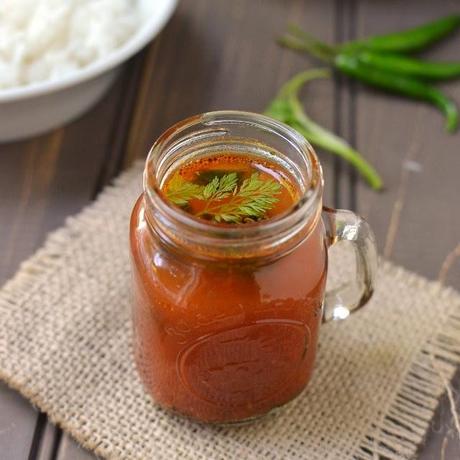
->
[335,54,459,132]
[352,50,460,81]
[264,69,383,190]
[341,14,460,53]
[279,26,460,132]
[278,25,336,63]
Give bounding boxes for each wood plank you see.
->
[333,0,357,210]
[55,434,94,460]
[36,420,60,460]
[0,383,37,460]
[91,52,148,196]
[354,1,460,458]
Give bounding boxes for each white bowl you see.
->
[0,0,177,143]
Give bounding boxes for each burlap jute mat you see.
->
[1,162,460,460]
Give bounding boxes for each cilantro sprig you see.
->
[165,172,282,223]
[165,174,204,206]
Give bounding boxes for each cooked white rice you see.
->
[0,0,142,89]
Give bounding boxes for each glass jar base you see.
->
[152,387,306,426]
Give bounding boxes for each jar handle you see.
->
[322,206,378,323]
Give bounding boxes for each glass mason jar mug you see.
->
[130,111,377,424]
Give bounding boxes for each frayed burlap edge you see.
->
[354,271,460,460]
[1,161,459,460]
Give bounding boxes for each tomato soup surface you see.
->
[130,151,328,423]
[162,153,299,223]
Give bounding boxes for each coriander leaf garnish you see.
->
[198,172,281,223]
[200,172,239,201]
[165,171,282,223]
[165,174,204,206]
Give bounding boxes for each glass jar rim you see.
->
[143,110,324,260]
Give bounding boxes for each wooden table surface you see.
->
[1,1,459,458]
